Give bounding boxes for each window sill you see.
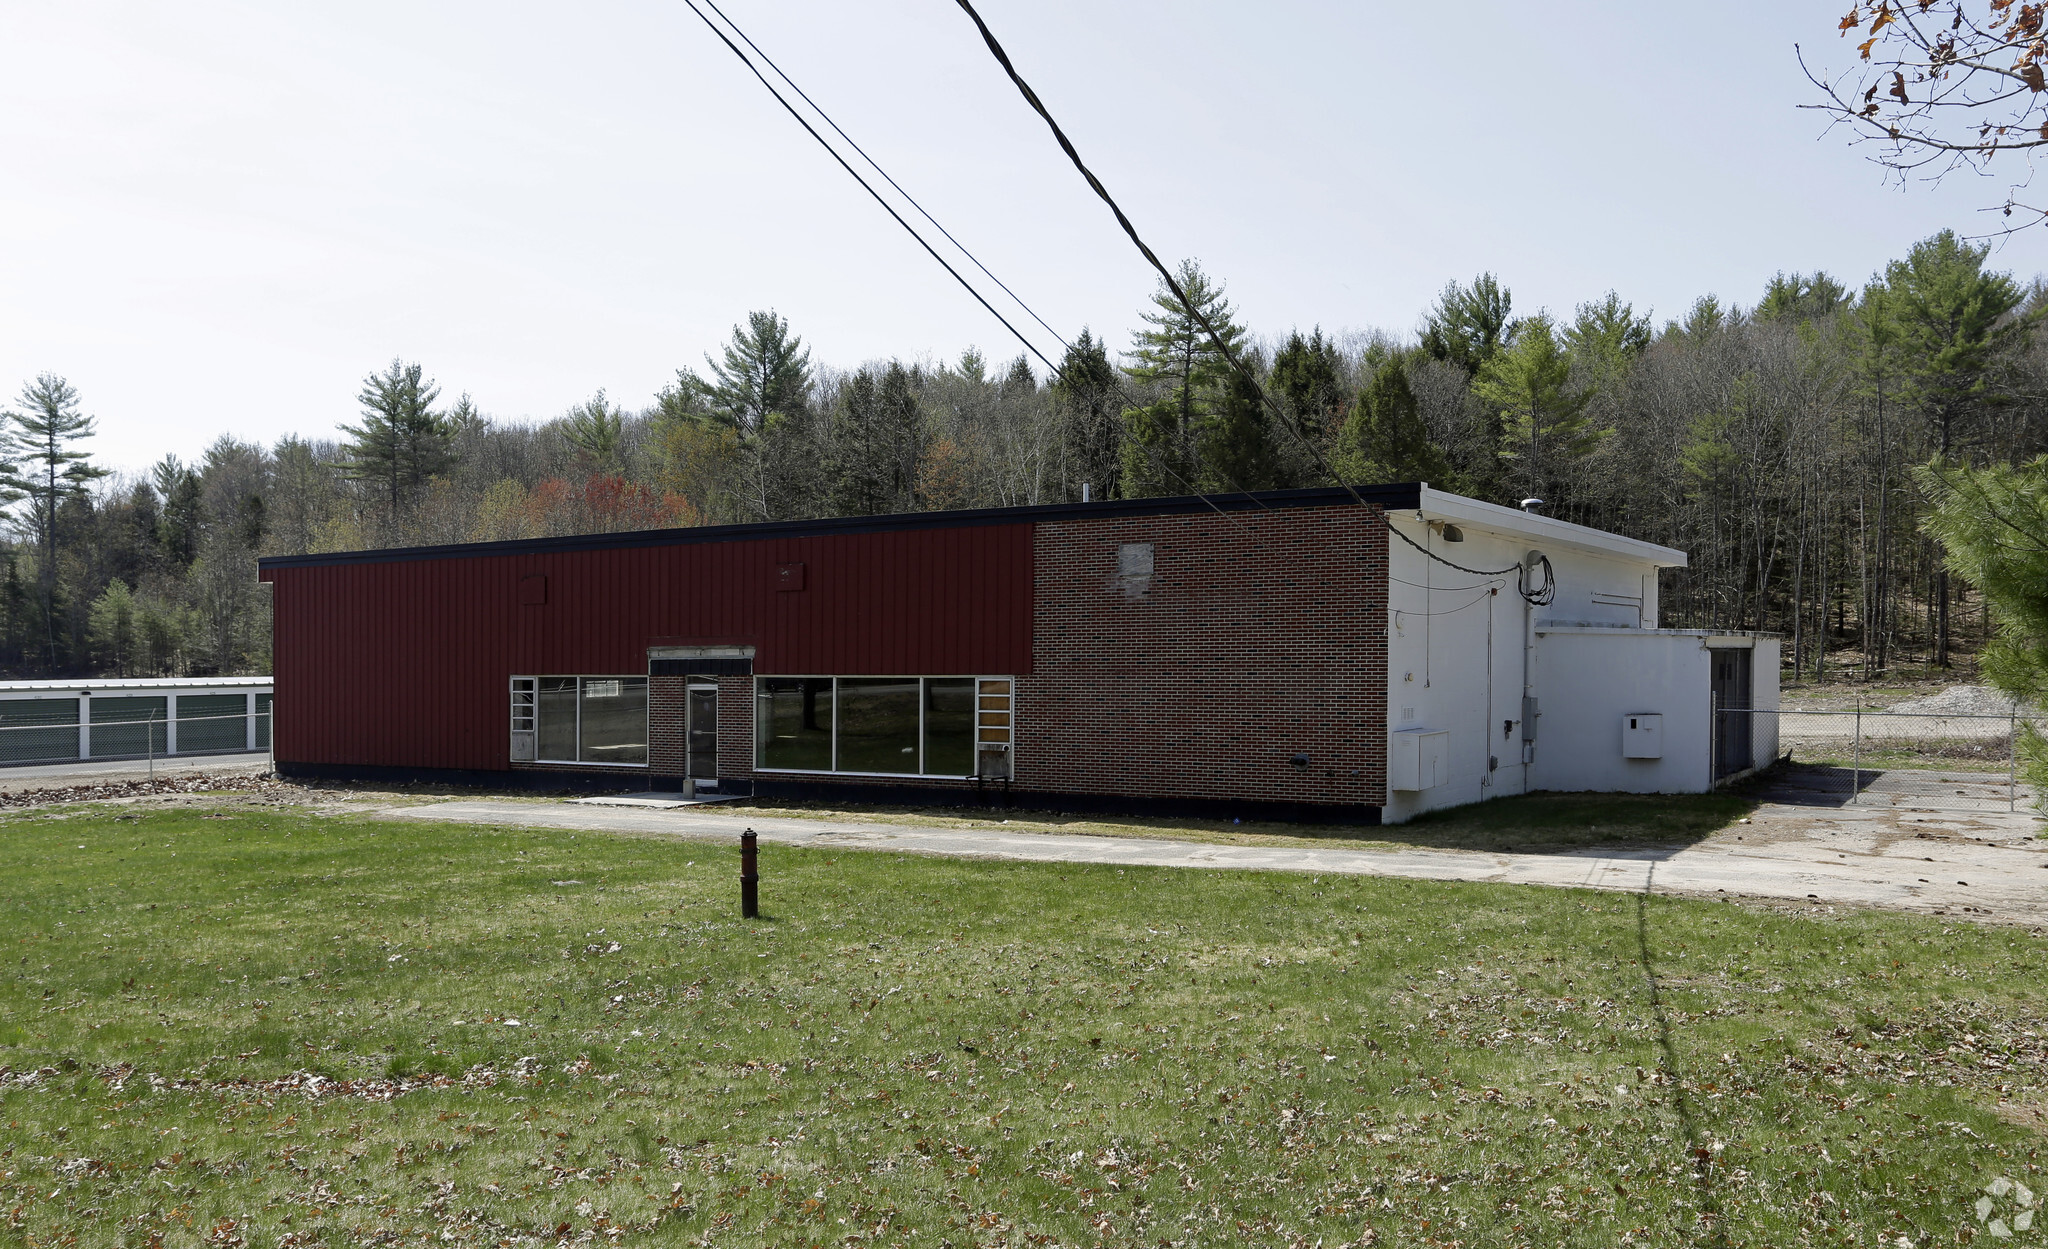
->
[521,759,650,768]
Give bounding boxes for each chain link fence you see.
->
[0,708,272,770]
[1719,707,2041,812]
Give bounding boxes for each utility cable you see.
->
[1391,575,1502,594]
[700,0,1070,354]
[950,0,1381,518]
[682,0,1056,379]
[681,0,1267,519]
[1389,523,1553,606]
[1393,588,1499,617]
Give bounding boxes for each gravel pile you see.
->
[0,772,301,810]
[1889,685,2032,716]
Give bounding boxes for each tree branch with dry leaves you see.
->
[1801,1,2048,233]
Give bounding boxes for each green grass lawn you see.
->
[2,799,2043,1248]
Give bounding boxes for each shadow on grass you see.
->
[1636,866,1733,1248]
[707,789,1758,857]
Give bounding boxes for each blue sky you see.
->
[1,0,2039,474]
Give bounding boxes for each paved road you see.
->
[391,797,2048,926]
[0,751,272,793]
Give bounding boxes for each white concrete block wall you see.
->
[1383,493,1783,821]
[1750,637,1782,767]
[1525,630,1714,794]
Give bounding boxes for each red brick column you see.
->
[648,674,687,777]
[719,676,754,780]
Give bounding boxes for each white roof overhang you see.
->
[1410,485,1688,569]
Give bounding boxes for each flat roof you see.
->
[1415,486,1689,568]
[0,678,272,695]
[257,483,1426,571]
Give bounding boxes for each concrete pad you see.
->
[568,793,735,809]
[386,798,2048,927]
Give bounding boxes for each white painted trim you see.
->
[1417,485,1688,567]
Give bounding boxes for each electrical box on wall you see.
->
[1622,714,1663,759]
[1389,729,1450,791]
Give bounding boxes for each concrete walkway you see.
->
[390,797,2048,926]
[0,751,272,793]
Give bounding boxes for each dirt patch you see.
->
[1994,1101,2048,1135]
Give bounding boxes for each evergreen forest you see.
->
[4,228,2042,684]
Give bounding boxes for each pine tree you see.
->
[1473,314,1599,504]
[561,390,627,468]
[1269,328,1347,487]
[1201,358,1282,492]
[1564,292,1652,381]
[1121,260,1245,497]
[1756,271,1851,323]
[342,359,452,514]
[1886,230,2039,664]
[1,374,104,668]
[1421,275,1515,374]
[826,363,922,516]
[696,310,813,436]
[1051,330,1123,501]
[88,580,137,675]
[151,456,203,565]
[1919,456,2048,786]
[1335,353,1448,485]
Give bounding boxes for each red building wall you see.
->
[261,523,1034,771]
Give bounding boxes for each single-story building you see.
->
[257,483,1776,822]
[0,677,274,765]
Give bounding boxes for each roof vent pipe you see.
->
[1520,498,1546,514]
[1081,483,1092,503]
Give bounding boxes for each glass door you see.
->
[687,682,719,779]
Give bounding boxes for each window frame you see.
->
[509,674,650,768]
[752,675,1013,779]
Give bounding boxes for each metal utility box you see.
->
[1389,729,1450,791]
[1622,713,1663,759]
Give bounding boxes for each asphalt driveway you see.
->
[389,794,2048,926]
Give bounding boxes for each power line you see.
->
[680,0,1267,517]
[680,0,1058,379]
[699,0,1070,355]
[949,0,1387,516]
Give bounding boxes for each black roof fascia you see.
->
[256,482,1421,571]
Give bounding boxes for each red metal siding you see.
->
[265,524,1034,771]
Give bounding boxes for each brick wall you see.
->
[1018,503,1387,807]
[696,503,1389,812]
[717,675,752,778]
[648,675,687,777]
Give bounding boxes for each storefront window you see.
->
[836,678,921,774]
[755,678,833,771]
[520,676,647,765]
[578,678,648,764]
[753,676,1003,777]
[922,678,976,777]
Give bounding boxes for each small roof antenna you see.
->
[1520,498,1546,514]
